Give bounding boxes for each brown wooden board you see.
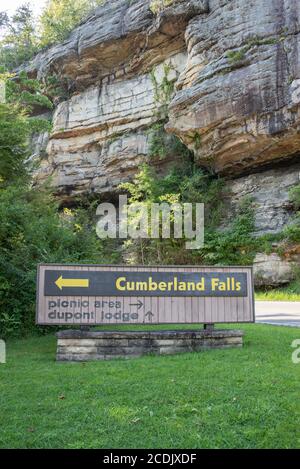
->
[36,264,255,325]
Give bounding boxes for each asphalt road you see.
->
[255,301,300,327]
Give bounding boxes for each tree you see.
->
[0,182,111,337]
[39,0,105,47]
[0,71,53,184]
[0,3,38,70]
[0,1,106,68]
[0,103,29,183]
[0,68,109,338]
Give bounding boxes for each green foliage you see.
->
[282,184,300,243]
[226,49,246,64]
[5,71,53,113]
[192,132,202,150]
[256,278,300,302]
[0,103,29,182]
[256,289,300,301]
[235,183,300,261]
[201,197,256,265]
[0,4,38,69]
[226,36,281,66]
[0,183,117,337]
[39,0,105,47]
[150,64,175,120]
[150,0,175,14]
[157,64,175,105]
[43,73,72,102]
[256,262,300,301]
[0,1,106,69]
[0,67,120,337]
[119,163,256,266]
[149,122,168,159]
[119,164,186,264]
[289,184,300,209]
[148,122,191,160]
[283,219,300,243]
[149,64,187,160]
[0,72,53,184]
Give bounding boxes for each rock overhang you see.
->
[25,0,300,202]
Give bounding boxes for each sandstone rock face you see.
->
[227,162,300,286]
[167,0,300,175]
[25,0,208,87]
[34,53,188,198]
[28,0,300,198]
[254,253,298,286]
[28,0,300,192]
[27,0,300,282]
[225,161,300,237]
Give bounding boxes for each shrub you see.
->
[0,183,117,337]
[119,163,256,266]
[0,5,38,70]
[39,0,106,47]
[283,185,300,243]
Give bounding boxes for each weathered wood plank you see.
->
[37,265,255,325]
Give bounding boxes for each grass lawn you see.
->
[0,324,300,449]
[255,280,300,302]
[255,291,300,302]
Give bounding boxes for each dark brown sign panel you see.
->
[36,264,255,325]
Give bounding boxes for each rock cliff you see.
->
[26,0,300,285]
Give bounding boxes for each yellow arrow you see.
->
[55,275,90,290]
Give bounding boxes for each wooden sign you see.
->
[36,264,255,325]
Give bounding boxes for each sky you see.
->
[1,0,46,17]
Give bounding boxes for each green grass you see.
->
[255,281,300,302]
[255,291,300,302]
[1,324,300,449]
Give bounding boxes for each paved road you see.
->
[255,301,300,327]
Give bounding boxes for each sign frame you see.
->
[36,264,255,326]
